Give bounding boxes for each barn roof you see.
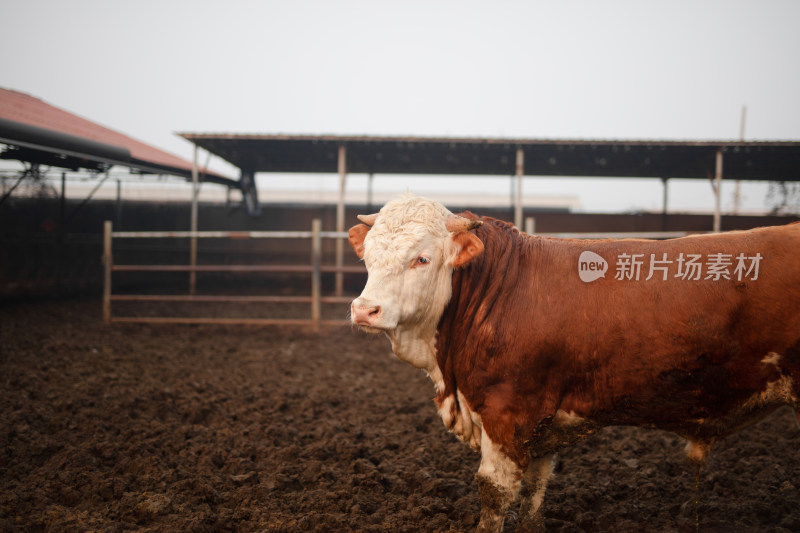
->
[0,87,234,186]
[178,132,800,182]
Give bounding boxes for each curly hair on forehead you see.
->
[377,194,452,234]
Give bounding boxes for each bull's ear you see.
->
[348,224,370,259]
[451,231,484,268]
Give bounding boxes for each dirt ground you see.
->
[1,298,799,532]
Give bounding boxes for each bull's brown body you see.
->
[436,215,800,468]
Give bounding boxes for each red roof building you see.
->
[0,87,232,185]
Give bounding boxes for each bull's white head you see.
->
[348,195,484,363]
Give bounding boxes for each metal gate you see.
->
[102,219,363,330]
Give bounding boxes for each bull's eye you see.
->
[415,255,431,267]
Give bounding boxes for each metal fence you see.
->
[101,219,364,329]
[101,217,694,329]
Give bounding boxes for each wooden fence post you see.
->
[311,219,321,331]
[102,220,112,323]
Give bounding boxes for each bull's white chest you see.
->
[387,326,443,382]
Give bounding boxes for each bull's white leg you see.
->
[475,430,524,533]
[518,454,555,533]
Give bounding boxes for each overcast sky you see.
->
[2,0,799,213]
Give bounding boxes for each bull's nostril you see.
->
[369,306,381,317]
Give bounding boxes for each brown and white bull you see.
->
[348,194,800,532]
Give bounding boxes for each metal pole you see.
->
[734,105,747,214]
[524,217,535,235]
[103,220,112,323]
[190,144,199,294]
[739,105,748,142]
[56,172,66,292]
[713,150,723,233]
[510,175,514,219]
[335,144,346,296]
[367,172,374,211]
[115,179,123,228]
[661,177,669,231]
[515,147,524,229]
[60,172,66,230]
[311,218,321,331]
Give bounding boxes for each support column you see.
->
[240,168,261,216]
[515,148,524,229]
[713,150,723,233]
[102,220,112,323]
[524,217,536,235]
[335,144,347,296]
[60,172,66,231]
[115,179,123,228]
[509,175,514,219]
[190,144,199,295]
[367,172,374,211]
[734,106,747,214]
[661,177,669,231]
[311,218,321,331]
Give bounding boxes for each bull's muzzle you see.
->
[351,302,382,328]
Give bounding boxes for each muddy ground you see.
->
[1,298,799,532]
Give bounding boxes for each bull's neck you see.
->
[435,223,536,376]
[445,225,527,321]
[387,319,445,395]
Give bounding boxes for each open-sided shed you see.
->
[179,132,800,287]
[180,132,800,224]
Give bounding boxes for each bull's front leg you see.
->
[517,454,555,532]
[475,431,524,533]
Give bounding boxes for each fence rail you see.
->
[102,220,695,328]
[102,219,363,329]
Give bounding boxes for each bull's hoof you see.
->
[516,513,546,533]
[475,515,505,533]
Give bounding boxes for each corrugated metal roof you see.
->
[181,132,800,147]
[179,132,800,181]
